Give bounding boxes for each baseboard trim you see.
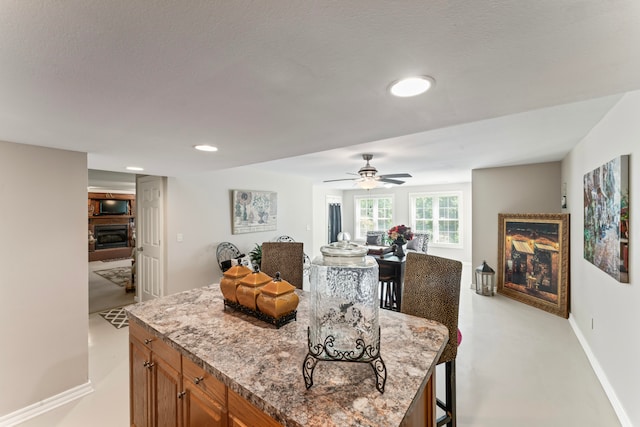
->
[568,314,631,427]
[0,381,94,427]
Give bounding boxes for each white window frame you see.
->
[353,194,394,241]
[409,191,463,248]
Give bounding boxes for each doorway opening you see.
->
[88,169,136,314]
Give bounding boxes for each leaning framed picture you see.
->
[497,213,570,318]
[231,190,278,234]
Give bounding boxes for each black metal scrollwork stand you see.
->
[302,327,387,393]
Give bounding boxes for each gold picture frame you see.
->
[497,213,570,318]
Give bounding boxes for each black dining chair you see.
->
[401,252,462,427]
[378,261,401,311]
[216,242,242,272]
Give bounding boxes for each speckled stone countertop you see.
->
[126,284,448,427]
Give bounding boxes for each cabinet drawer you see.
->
[129,320,181,368]
[183,356,226,405]
[228,389,283,427]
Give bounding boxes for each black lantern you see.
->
[475,261,496,296]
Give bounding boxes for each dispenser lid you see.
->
[320,241,369,258]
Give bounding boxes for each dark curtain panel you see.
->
[328,203,342,243]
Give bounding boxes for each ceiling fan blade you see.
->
[378,173,412,179]
[323,178,358,183]
[379,178,405,185]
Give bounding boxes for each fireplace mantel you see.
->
[88,192,136,261]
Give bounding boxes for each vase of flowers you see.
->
[388,225,413,258]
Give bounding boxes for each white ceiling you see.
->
[2,1,640,189]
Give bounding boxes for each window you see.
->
[410,192,461,246]
[354,195,393,240]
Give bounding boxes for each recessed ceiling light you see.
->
[194,144,218,152]
[126,166,144,171]
[389,76,435,97]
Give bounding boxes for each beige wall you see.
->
[0,141,89,417]
[165,167,315,293]
[562,91,639,426]
[471,162,562,281]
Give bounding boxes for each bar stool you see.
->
[401,252,462,427]
[378,263,401,311]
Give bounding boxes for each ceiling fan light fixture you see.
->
[357,178,378,190]
[389,76,435,97]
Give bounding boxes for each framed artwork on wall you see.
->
[497,213,570,318]
[583,155,630,283]
[232,190,278,234]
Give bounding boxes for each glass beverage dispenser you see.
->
[303,240,386,393]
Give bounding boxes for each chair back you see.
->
[216,242,242,272]
[401,252,462,364]
[365,231,385,245]
[260,242,304,289]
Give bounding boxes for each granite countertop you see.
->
[126,284,448,427]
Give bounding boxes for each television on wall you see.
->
[99,199,129,215]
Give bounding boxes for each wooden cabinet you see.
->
[129,321,182,427]
[130,333,151,427]
[130,320,281,427]
[228,389,282,427]
[182,356,227,427]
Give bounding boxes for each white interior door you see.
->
[137,176,165,302]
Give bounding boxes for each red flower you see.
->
[388,224,413,243]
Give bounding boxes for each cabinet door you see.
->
[151,352,182,427]
[183,381,227,427]
[130,336,151,427]
[227,389,283,427]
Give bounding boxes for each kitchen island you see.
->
[126,284,448,427]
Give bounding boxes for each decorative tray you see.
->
[223,299,297,329]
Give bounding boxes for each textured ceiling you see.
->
[2,1,640,188]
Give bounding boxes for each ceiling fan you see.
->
[323,154,412,189]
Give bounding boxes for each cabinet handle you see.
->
[144,338,154,345]
[178,391,186,399]
[194,376,204,385]
[143,361,149,367]
[146,362,155,370]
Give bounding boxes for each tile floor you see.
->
[19,280,620,426]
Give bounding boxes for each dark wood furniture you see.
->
[88,192,135,261]
[372,252,405,311]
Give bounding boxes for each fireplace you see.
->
[94,224,129,250]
